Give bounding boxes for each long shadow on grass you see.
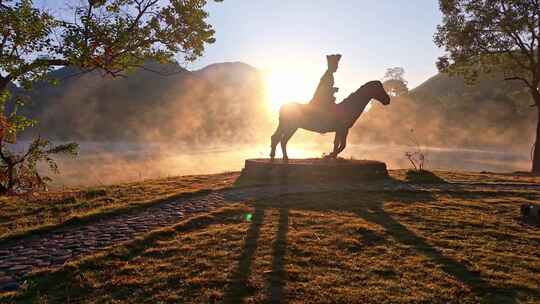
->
[256,189,537,303]
[223,205,266,303]
[224,178,291,304]
[264,182,291,303]
[266,206,289,303]
[349,192,534,303]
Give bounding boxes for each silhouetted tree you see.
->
[382,67,408,96]
[0,0,221,193]
[435,0,540,172]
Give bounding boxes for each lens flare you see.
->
[264,69,315,112]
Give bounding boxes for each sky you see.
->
[186,0,445,102]
[35,0,444,105]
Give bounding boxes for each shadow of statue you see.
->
[267,206,289,303]
[222,205,266,304]
[223,178,292,303]
[234,185,538,303]
[351,203,523,303]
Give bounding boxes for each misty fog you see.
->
[10,62,537,188]
[28,140,527,187]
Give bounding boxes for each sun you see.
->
[265,69,314,113]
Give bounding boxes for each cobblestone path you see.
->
[0,180,538,291]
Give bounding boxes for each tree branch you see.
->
[476,42,531,72]
[7,58,70,83]
[504,76,534,89]
[58,67,97,81]
[0,139,12,166]
[499,0,536,66]
[135,65,185,76]
[0,32,9,54]
[13,136,40,165]
[124,0,159,37]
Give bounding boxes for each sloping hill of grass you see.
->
[0,172,239,242]
[2,172,539,303]
[3,170,540,243]
[10,61,270,143]
[356,73,535,150]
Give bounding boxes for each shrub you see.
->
[0,133,78,195]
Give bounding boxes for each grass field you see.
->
[3,169,540,242]
[0,172,239,241]
[2,170,539,303]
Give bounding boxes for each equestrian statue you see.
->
[270,54,391,161]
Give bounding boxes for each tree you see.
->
[434,0,540,172]
[0,0,221,193]
[382,67,408,96]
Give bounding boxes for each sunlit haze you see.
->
[189,0,444,107]
[5,2,539,299]
[36,0,444,111]
[264,68,319,112]
[25,0,532,184]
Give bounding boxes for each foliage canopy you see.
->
[434,0,540,171]
[0,0,221,193]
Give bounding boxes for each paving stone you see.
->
[0,275,15,285]
[8,257,31,264]
[9,265,32,272]
[64,244,80,250]
[31,259,51,267]
[0,182,465,290]
[0,262,16,270]
[54,255,71,262]
[1,281,19,291]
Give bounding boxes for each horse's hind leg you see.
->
[270,124,282,160]
[280,127,297,162]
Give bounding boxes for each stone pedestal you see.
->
[239,158,388,184]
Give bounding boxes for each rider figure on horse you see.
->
[309,54,342,110]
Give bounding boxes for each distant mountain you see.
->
[9,62,537,151]
[14,61,271,144]
[356,72,536,150]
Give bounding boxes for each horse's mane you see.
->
[339,80,382,105]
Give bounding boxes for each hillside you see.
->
[7,64,538,151]
[1,170,539,303]
[14,61,271,144]
[356,73,536,150]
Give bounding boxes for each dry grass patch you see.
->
[0,172,239,240]
[2,184,539,303]
[2,169,536,242]
[391,169,540,184]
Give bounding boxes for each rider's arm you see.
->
[311,69,334,101]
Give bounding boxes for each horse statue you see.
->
[270,80,391,161]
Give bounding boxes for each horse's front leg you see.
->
[336,129,349,155]
[281,127,297,162]
[328,131,341,159]
[270,123,283,160]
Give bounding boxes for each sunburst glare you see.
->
[264,69,316,112]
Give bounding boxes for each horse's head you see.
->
[362,80,391,105]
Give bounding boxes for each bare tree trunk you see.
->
[7,163,14,192]
[0,77,9,92]
[532,90,540,173]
